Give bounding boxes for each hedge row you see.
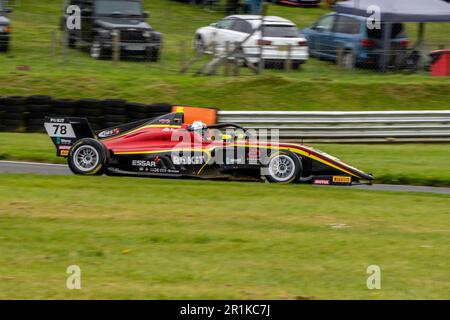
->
[0,95,173,133]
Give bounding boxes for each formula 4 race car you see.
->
[44,112,374,185]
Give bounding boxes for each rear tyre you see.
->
[264,151,301,183]
[145,48,159,62]
[68,138,108,176]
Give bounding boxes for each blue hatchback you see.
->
[301,13,409,67]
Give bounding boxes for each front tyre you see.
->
[68,138,108,176]
[264,151,301,183]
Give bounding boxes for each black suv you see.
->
[62,0,162,61]
[0,1,12,52]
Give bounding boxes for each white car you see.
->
[194,15,309,69]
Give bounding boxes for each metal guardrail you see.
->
[217,110,450,143]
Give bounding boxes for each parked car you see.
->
[301,13,409,68]
[0,1,12,52]
[195,15,309,69]
[62,0,162,61]
[268,0,321,7]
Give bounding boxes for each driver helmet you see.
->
[190,121,210,141]
[190,121,207,132]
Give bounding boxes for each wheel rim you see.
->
[91,41,101,59]
[73,145,99,172]
[268,155,296,182]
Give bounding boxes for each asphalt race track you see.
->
[1,160,450,195]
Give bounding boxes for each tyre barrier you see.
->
[0,95,173,133]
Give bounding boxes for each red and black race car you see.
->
[44,111,373,185]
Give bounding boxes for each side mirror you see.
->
[5,8,12,13]
[143,11,149,19]
[81,8,92,16]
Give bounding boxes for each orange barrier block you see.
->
[172,106,218,125]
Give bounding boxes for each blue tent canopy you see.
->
[335,0,450,71]
[335,0,450,22]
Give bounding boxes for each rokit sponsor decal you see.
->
[98,128,121,138]
[172,155,205,165]
[333,176,352,184]
[313,179,330,185]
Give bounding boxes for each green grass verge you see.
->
[0,174,448,299]
[1,133,450,187]
[0,1,449,110]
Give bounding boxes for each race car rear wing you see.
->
[44,117,95,157]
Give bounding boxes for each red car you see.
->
[44,112,373,184]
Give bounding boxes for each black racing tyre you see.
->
[101,99,127,108]
[126,102,147,114]
[104,114,127,123]
[103,121,124,128]
[77,99,102,117]
[4,119,24,127]
[3,125,21,132]
[128,111,149,121]
[55,108,76,116]
[26,118,45,126]
[53,99,77,116]
[77,98,101,108]
[4,96,27,106]
[147,103,173,113]
[264,151,302,184]
[3,96,27,113]
[27,104,51,113]
[27,95,52,105]
[4,112,25,120]
[53,99,77,108]
[102,99,127,114]
[26,125,45,133]
[80,107,102,117]
[68,138,109,176]
[4,104,26,113]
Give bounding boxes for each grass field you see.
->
[1,132,450,186]
[0,174,448,299]
[0,1,449,110]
